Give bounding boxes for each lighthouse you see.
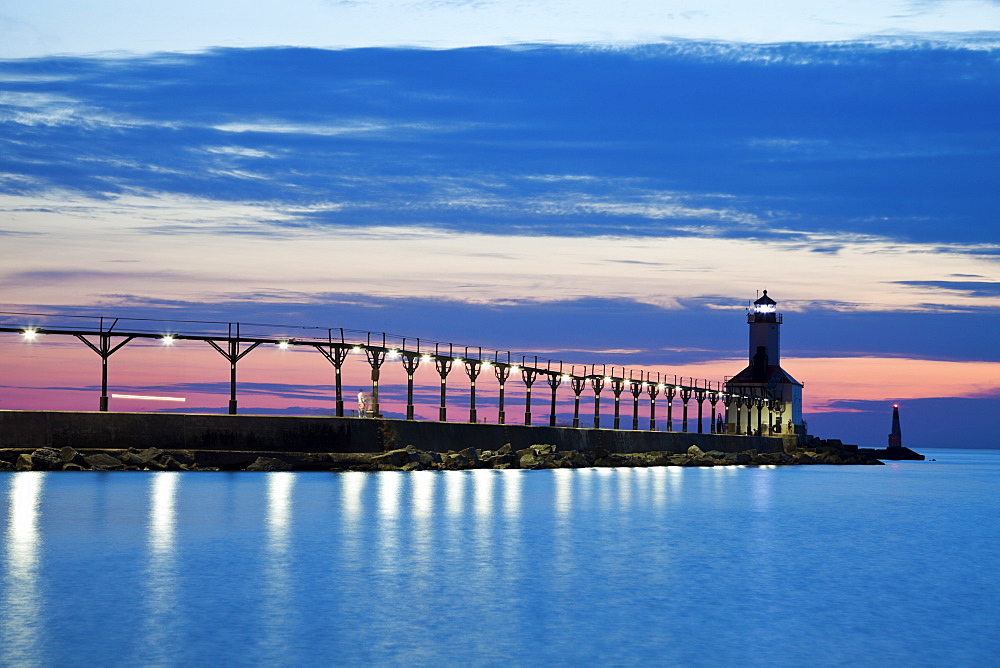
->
[725,291,803,436]
[888,404,903,448]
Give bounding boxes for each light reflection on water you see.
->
[376,468,401,521]
[552,468,573,517]
[411,470,436,561]
[470,470,496,585]
[340,471,365,521]
[262,472,295,656]
[500,470,523,575]
[616,465,633,507]
[471,468,493,516]
[267,472,295,542]
[550,468,575,622]
[1,472,44,666]
[650,466,668,510]
[503,469,522,514]
[444,468,465,515]
[141,472,179,665]
[409,471,436,616]
[0,451,996,666]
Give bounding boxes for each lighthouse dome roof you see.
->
[754,290,777,306]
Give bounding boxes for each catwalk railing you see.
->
[0,311,783,434]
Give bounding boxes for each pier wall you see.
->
[0,410,786,455]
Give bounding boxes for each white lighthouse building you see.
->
[725,291,803,435]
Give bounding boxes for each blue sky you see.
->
[1,2,998,448]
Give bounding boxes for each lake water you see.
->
[2,449,997,666]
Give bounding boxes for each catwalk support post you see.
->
[591,374,605,429]
[434,349,453,422]
[464,358,483,423]
[365,346,386,418]
[629,379,642,430]
[400,353,421,420]
[73,317,135,412]
[494,361,511,425]
[314,329,350,417]
[680,387,692,432]
[206,322,261,415]
[522,364,539,425]
[664,385,676,432]
[546,370,563,427]
[611,376,626,430]
[571,375,586,428]
[708,390,719,433]
[646,379,660,431]
[695,389,706,433]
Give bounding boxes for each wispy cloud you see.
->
[211,118,485,138]
[1,45,995,247]
[2,189,998,314]
[203,145,276,159]
[894,280,1000,297]
[0,90,178,129]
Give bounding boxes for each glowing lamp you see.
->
[751,290,779,322]
[161,335,174,345]
[277,341,290,350]
[510,365,520,372]
[420,354,433,363]
[22,329,38,340]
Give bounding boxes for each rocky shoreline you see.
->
[0,440,883,472]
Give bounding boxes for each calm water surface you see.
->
[2,449,997,666]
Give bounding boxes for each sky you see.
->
[1,1,998,448]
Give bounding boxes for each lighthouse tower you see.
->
[888,404,903,448]
[725,291,803,436]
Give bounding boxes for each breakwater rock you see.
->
[0,442,882,472]
[857,446,925,461]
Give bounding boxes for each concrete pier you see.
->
[0,410,788,455]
